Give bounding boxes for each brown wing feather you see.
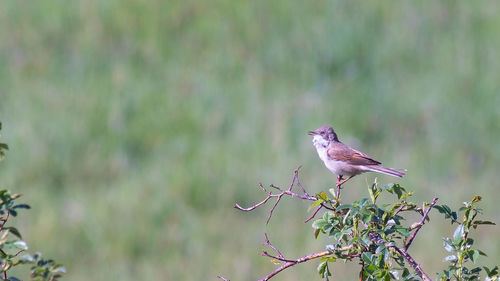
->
[327,143,381,166]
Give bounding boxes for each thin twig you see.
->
[258,250,330,281]
[405,198,438,251]
[294,166,310,196]
[0,211,9,231]
[263,233,285,260]
[304,205,323,223]
[217,275,230,281]
[235,167,320,224]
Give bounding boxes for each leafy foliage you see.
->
[435,196,498,281]
[224,169,499,281]
[311,184,499,281]
[311,182,429,281]
[0,123,65,280]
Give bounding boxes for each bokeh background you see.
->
[1,1,499,280]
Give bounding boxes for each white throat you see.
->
[312,135,330,149]
[312,135,330,163]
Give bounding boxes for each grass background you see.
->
[1,1,499,280]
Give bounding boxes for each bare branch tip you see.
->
[217,275,230,281]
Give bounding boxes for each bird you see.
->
[308,125,405,197]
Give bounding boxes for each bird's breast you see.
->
[314,144,364,177]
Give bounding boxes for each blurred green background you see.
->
[1,1,499,280]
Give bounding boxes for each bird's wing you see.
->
[327,143,381,166]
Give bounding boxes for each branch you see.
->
[405,197,438,250]
[393,247,433,281]
[369,232,433,281]
[258,233,357,280]
[234,166,319,224]
[0,211,9,231]
[259,250,330,281]
[217,275,230,281]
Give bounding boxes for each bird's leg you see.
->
[336,175,343,201]
[335,175,354,202]
[338,175,354,186]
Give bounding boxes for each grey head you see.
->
[308,125,339,142]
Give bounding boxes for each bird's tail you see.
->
[366,166,406,178]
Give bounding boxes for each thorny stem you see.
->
[393,247,433,281]
[404,198,438,251]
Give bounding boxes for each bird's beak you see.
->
[308,131,316,136]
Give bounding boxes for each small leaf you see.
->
[328,188,336,199]
[375,244,386,254]
[12,204,30,210]
[4,227,22,239]
[396,227,410,237]
[361,252,373,264]
[314,228,321,239]
[308,199,323,212]
[478,249,488,256]
[317,260,331,279]
[21,254,34,262]
[316,192,329,202]
[471,196,482,203]
[452,224,465,245]
[13,240,28,250]
[472,220,496,229]
[389,270,399,280]
[312,219,328,230]
[471,250,479,263]
[443,239,455,253]
[444,255,457,262]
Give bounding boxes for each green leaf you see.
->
[470,250,479,263]
[389,270,399,280]
[308,199,323,212]
[4,227,22,239]
[312,219,328,230]
[396,227,410,237]
[452,224,465,245]
[472,220,496,229]
[483,266,499,277]
[471,196,482,203]
[361,252,374,264]
[375,244,386,254]
[13,240,28,250]
[317,260,331,279]
[314,228,321,239]
[443,239,455,253]
[478,249,488,256]
[21,254,34,263]
[368,183,381,204]
[316,192,329,202]
[444,255,457,262]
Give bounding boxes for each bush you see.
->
[219,167,499,281]
[0,122,65,281]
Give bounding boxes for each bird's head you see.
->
[308,125,339,146]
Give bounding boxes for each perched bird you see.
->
[308,125,405,192]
